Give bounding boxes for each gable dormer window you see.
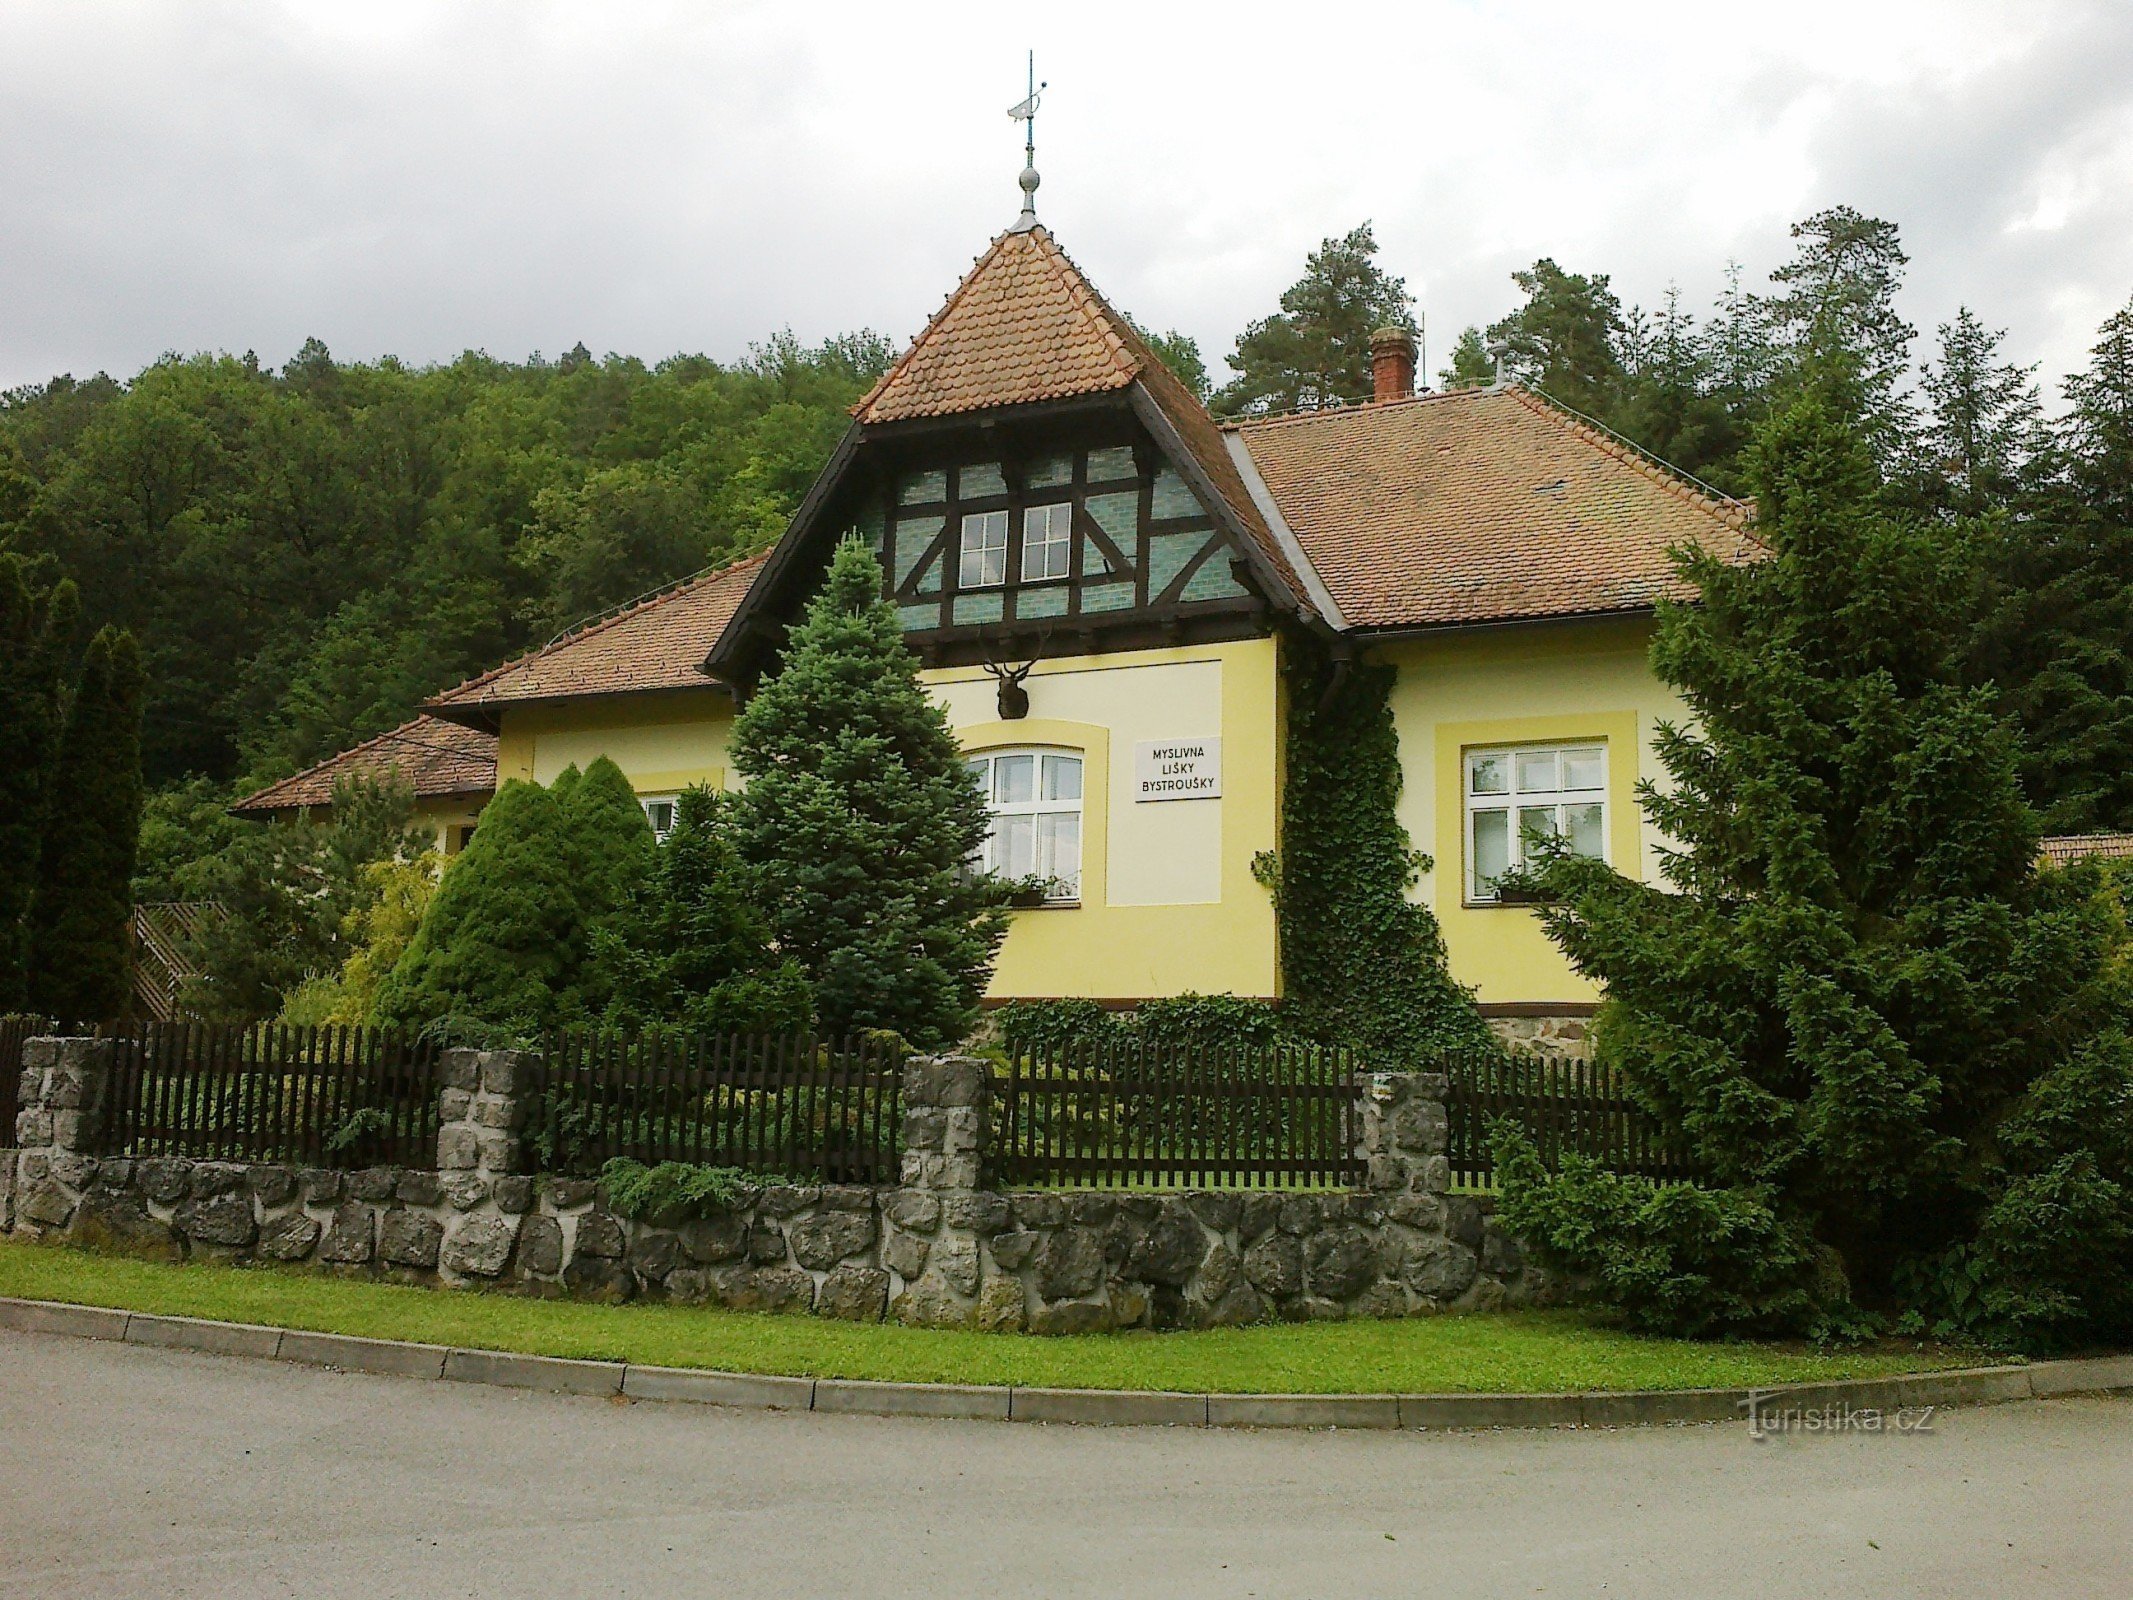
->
[959,510,1009,588]
[1021,502,1072,582]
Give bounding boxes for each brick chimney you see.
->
[1370,326,1417,403]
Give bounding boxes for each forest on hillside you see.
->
[1,202,2128,875]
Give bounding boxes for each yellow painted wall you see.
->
[925,639,1283,1000]
[1380,617,1687,1006]
[494,691,735,796]
[487,646,1285,1001]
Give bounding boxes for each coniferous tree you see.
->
[1438,327,1496,390]
[595,786,814,1033]
[28,626,145,1018]
[375,758,652,1033]
[1495,385,2133,1345]
[1965,297,2133,833]
[726,540,1005,1047]
[1213,223,1416,415]
[1484,258,1630,417]
[0,554,76,1010]
[1765,206,1917,454]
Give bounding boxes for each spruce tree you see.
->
[595,786,814,1033]
[1495,385,2133,1344]
[28,626,145,1018]
[0,555,76,1010]
[376,757,653,1034]
[726,540,1004,1047]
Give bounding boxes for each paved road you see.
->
[2,1330,2129,1599]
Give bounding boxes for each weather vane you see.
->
[1007,51,1046,231]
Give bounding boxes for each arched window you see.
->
[966,748,1082,902]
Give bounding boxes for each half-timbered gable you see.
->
[707,225,1314,683]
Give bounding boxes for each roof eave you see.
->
[705,421,866,681]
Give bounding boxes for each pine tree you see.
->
[1213,223,1416,415]
[375,758,653,1034]
[1766,206,1917,454]
[28,626,145,1018]
[1438,327,1496,390]
[595,786,814,1033]
[726,540,1004,1047]
[0,554,76,1010]
[1484,258,1630,418]
[1495,384,2133,1344]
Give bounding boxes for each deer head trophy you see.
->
[979,628,1046,720]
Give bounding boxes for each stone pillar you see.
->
[435,1047,532,1177]
[10,1037,115,1234]
[1357,1070,1451,1195]
[432,1048,535,1282]
[898,1055,991,1191]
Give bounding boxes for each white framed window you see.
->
[958,510,1009,588]
[1464,743,1606,902]
[640,794,679,842]
[1021,501,1072,582]
[965,748,1082,902]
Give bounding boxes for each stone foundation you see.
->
[1481,1008,1597,1060]
[4,1037,1550,1330]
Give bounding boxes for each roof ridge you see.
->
[1223,386,1489,433]
[851,231,1019,420]
[430,549,769,706]
[1504,384,1753,537]
[1030,227,1144,384]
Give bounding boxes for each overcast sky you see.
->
[5,1,2130,402]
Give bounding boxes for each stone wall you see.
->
[1481,1009,1596,1060]
[4,1038,1548,1330]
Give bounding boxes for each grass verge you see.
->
[0,1239,1993,1395]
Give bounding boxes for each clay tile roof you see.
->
[1229,385,1757,631]
[230,715,496,819]
[427,551,767,717]
[853,226,1143,423]
[851,224,1304,610]
[2040,833,2133,868]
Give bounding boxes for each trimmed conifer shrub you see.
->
[28,626,145,1018]
[0,555,77,1010]
[1496,386,2133,1348]
[376,757,653,1034]
[726,540,1005,1048]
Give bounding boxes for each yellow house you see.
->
[231,714,495,856]
[242,202,1752,1046]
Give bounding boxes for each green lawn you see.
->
[0,1239,1994,1395]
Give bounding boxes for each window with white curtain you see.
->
[965,748,1082,901]
[1464,743,1606,901]
[958,510,1009,587]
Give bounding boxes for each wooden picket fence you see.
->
[1442,1048,1694,1190]
[996,1037,1364,1189]
[527,1030,906,1182]
[100,1021,446,1167]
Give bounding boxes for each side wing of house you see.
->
[230,714,498,855]
[1233,385,1754,1037]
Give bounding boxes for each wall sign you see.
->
[1133,738,1222,802]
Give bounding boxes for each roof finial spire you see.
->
[1006,52,1046,232]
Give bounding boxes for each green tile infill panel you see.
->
[893,516,944,592]
[959,462,1008,500]
[1085,491,1139,564]
[1151,466,1206,520]
[1146,529,1205,599]
[952,591,1005,626]
[897,603,942,631]
[1016,584,1071,619]
[1080,579,1135,612]
[1181,551,1250,602]
[1027,453,1073,489]
[899,469,947,507]
[1086,445,1137,484]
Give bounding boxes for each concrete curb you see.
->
[2,1296,2128,1432]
